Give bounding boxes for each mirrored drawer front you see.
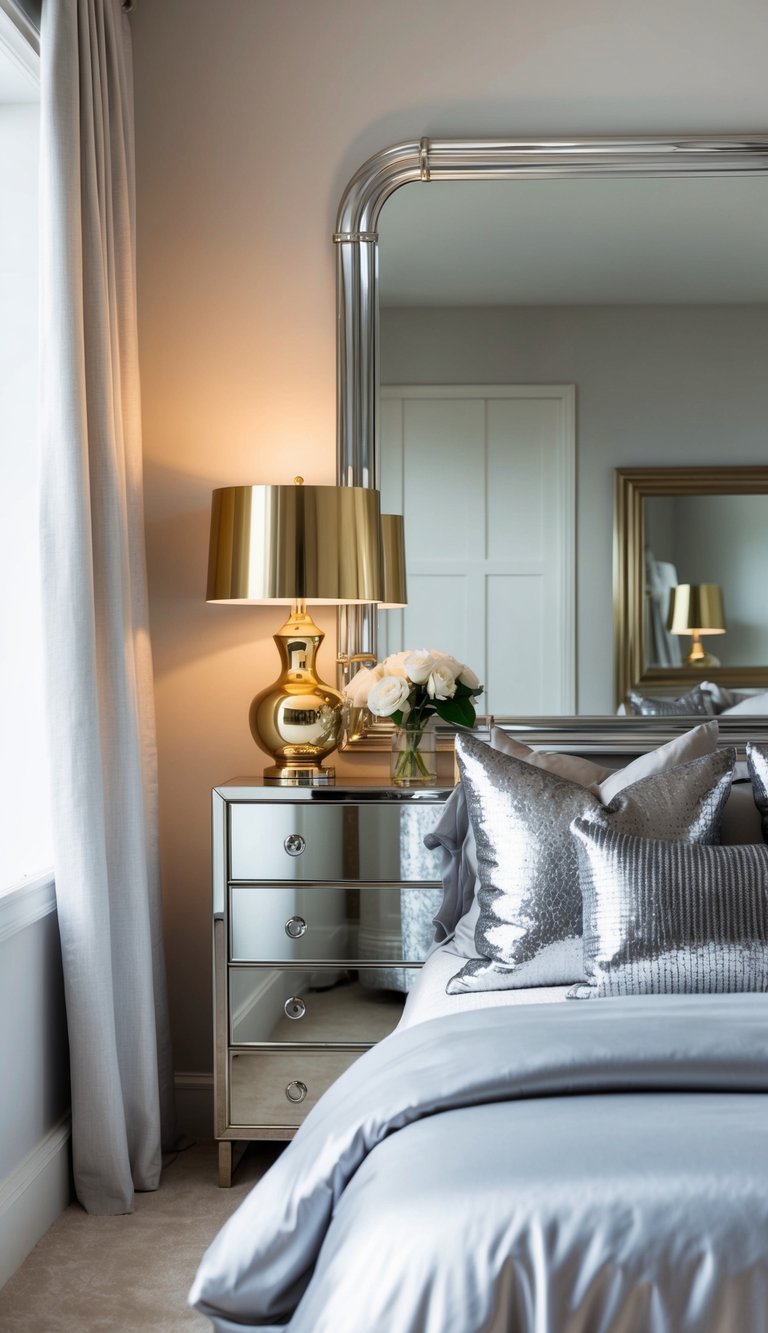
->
[229,1048,362,1128]
[229,968,406,1045]
[230,883,442,963]
[228,801,446,882]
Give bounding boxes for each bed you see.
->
[190,721,768,1333]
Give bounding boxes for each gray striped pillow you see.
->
[568,819,768,999]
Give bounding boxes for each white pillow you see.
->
[720,691,768,716]
[597,718,719,802]
[489,728,614,788]
[450,720,720,959]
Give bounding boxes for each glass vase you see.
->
[390,721,437,786]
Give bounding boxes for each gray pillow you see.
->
[431,721,720,947]
[628,685,714,717]
[568,820,768,999]
[446,733,734,994]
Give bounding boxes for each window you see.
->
[0,6,50,893]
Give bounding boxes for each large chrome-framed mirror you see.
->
[334,136,768,746]
[614,466,768,704]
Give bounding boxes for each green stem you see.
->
[393,723,435,783]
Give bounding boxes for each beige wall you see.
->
[130,0,768,1090]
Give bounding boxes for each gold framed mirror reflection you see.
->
[614,467,768,705]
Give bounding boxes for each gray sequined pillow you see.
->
[628,685,713,717]
[747,742,768,842]
[446,733,734,994]
[568,820,768,999]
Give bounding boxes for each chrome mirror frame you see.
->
[335,135,768,745]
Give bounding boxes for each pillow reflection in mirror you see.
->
[721,691,768,716]
[628,685,714,717]
[569,821,768,999]
[747,742,768,841]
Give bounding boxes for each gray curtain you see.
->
[39,0,176,1214]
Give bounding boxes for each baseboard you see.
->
[174,1071,214,1143]
[0,1115,71,1288]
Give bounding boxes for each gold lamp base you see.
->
[684,631,721,669]
[249,605,343,786]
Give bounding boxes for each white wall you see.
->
[130,0,768,1105]
[0,896,68,1193]
[0,887,70,1285]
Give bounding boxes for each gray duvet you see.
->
[190,995,768,1332]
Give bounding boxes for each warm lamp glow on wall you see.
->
[667,583,726,667]
[207,478,382,785]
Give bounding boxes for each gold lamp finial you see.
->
[294,475,304,485]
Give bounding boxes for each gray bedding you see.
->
[190,995,768,1332]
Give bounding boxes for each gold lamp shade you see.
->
[379,514,407,608]
[207,479,382,785]
[207,482,382,604]
[667,583,726,667]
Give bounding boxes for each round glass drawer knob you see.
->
[285,915,307,939]
[285,1080,308,1104]
[284,996,306,1020]
[283,833,306,857]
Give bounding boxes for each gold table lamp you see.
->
[207,478,382,785]
[667,583,726,667]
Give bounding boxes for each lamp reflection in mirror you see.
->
[379,514,407,609]
[207,477,382,785]
[341,514,408,747]
[668,583,726,668]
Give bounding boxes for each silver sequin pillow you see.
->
[569,820,768,999]
[628,685,713,717]
[747,742,768,842]
[447,733,734,994]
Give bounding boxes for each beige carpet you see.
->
[0,1141,283,1331]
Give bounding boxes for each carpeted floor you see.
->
[0,1140,283,1331]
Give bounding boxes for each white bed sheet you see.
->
[397,941,569,1031]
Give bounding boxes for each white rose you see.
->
[402,650,438,684]
[457,665,481,691]
[427,665,457,700]
[367,674,411,717]
[343,665,378,707]
[430,650,465,677]
[381,651,410,680]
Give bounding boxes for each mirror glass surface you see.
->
[375,174,768,714]
[644,495,768,669]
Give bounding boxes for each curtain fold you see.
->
[39,0,176,1215]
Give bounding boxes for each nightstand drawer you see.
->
[229,969,406,1045]
[229,1048,363,1127]
[230,883,442,963]
[228,801,445,882]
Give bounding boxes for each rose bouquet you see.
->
[344,649,483,784]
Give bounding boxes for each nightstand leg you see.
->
[218,1140,233,1187]
[218,1139,247,1187]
